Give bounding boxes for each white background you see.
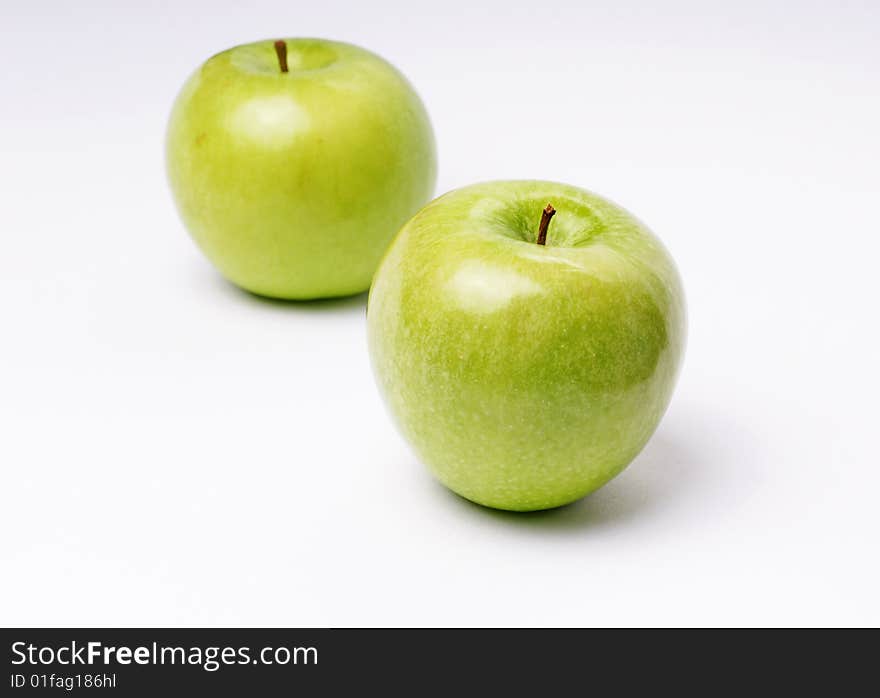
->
[2,0,878,627]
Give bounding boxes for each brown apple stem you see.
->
[536,204,556,245]
[274,40,289,73]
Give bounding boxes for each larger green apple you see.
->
[166,38,436,299]
[368,181,686,511]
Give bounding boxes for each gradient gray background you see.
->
[2,1,878,626]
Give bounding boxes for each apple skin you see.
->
[367,181,686,511]
[166,39,436,299]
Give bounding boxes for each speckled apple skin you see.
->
[166,39,436,299]
[367,181,686,511]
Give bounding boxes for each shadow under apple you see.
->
[207,266,368,314]
[433,407,750,533]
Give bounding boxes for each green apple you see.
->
[166,38,436,299]
[367,181,686,511]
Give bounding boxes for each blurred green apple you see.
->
[368,181,686,511]
[166,38,436,299]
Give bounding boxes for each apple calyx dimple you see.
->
[274,40,289,73]
[536,203,556,245]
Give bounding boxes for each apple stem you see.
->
[536,204,556,245]
[274,40,289,73]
